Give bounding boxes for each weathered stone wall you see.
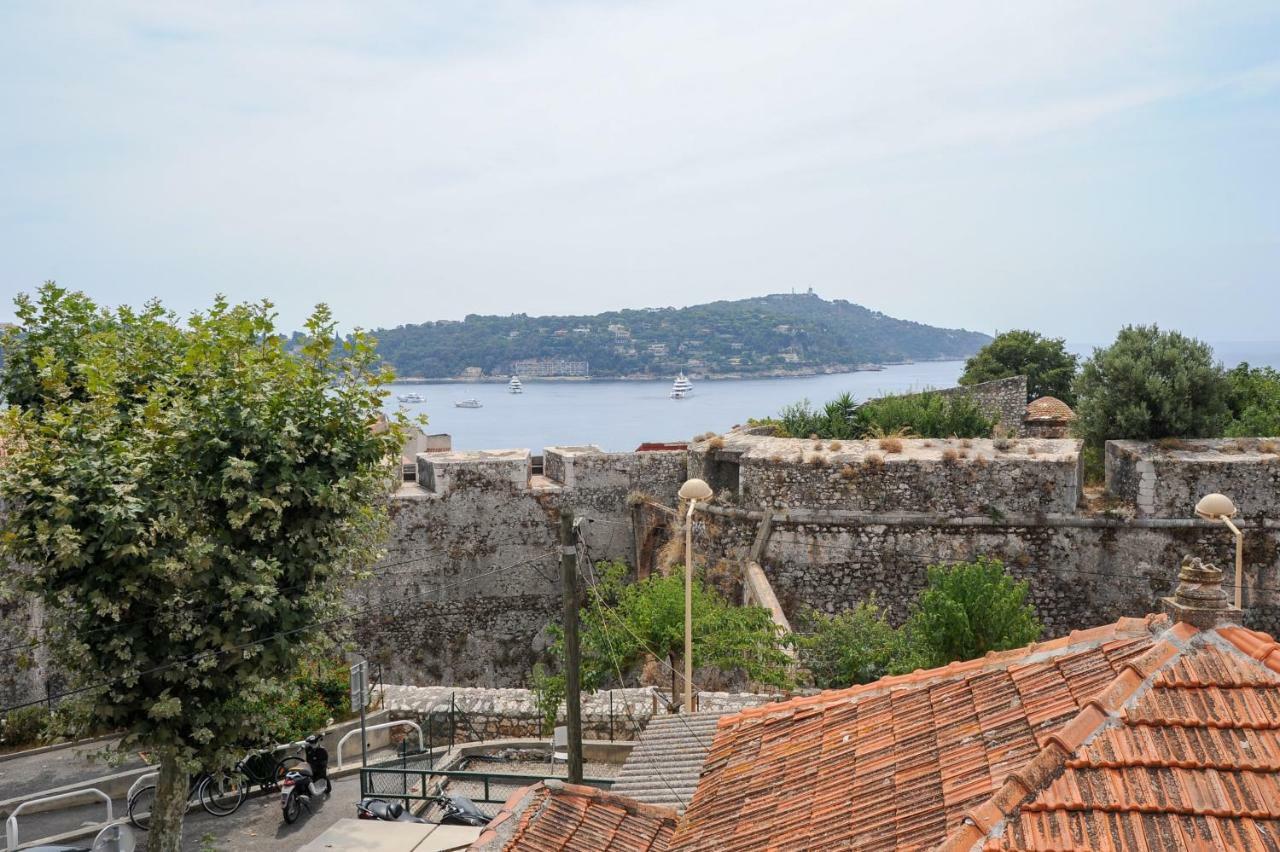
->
[1106,439,1280,519]
[691,434,1083,516]
[696,507,1280,638]
[381,684,776,742]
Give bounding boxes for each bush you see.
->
[1074,326,1229,458]
[898,557,1041,670]
[854,392,993,439]
[1,706,49,751]
[794,600,900,688]
[1225,362,1280,438]
[960,330,1079,404]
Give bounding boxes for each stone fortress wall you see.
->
[4,430,1280,707]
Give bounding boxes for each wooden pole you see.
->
[561,510,584,783]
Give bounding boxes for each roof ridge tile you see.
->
[935,634,1189,851]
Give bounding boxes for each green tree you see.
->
[544,562,792,709]
[0,284,401,851]
[1224,362,1280,437]
[959,329,1079,404]
[898,557,1041,671]
[793,599,900,688]
[1073,325,1229,457]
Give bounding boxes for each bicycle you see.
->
[127,764,251,828]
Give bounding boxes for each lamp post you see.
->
[677,477,713,713]
[1195,493,1243,610]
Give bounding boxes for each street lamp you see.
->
[1195,493,1243,610]
[678,477,713,713]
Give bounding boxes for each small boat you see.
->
[508,376,523,394]
[670,373,693,399]
[454,399,483,409]
[397,392,426,403]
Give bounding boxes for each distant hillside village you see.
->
[372,291,991,380]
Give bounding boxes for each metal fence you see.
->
[358,763,613,817]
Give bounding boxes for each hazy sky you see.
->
[2,2,1278,340]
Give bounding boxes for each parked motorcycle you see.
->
[280,734,331,824]
[356,798,428,823]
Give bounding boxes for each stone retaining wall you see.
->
[1106,439,1280,518]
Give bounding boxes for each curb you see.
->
[0,732,120,764]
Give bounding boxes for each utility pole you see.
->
[560,510,584,783]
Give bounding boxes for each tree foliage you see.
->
[0,284,401,849]
[793,598,901,688]
[900,557,1041,670]
[538,562,792,724]
[959,329,1079,404]
[1224,362,1280,438]
[1073,325,1230,453]
[797,558,1041,686]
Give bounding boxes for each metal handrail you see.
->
[6,787,113,851]
[337,720,424,770]
[127,772,159,803]
[358,766,613,805]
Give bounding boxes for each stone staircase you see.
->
[610,711,723,812]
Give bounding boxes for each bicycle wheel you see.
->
[200,770,248,816]
[275,755,304,782]
[128,784,157,831]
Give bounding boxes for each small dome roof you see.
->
[1025,396,1076,421]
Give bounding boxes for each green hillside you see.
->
[373,292,990,379]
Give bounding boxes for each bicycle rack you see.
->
[6,787,118,851]
[127,772,159,803]
[337,720,424,770]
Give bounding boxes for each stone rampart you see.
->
[691,434,1082,515]
[1106,438,1280,519]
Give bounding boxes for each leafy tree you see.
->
[959,329,1079,404]
[898,557,1041,671]
[1225,362,1280,437]
[543,562,792,709]
[1073,326,1230,456]
[0,284,401,851]
[793,599,900,688]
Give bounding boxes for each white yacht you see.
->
[508,376,523,394]
[670,373,693,399]
[454,398,483,409]
[397,392,426,403]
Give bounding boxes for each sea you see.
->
[383,341,1280,454]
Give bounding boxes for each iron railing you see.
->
[358,764,613,814]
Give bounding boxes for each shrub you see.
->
[1224,362,1280,437]
[808,454,828,468]
[1074,325,1229,458]
[828,441,842,451]
[897,557,1041,671]
[839,463,858,480]
[941,448,960,464]
[794,600,901,688]
[708,435,725,449]
[862,453,884,470]
[1,706,49,751]
[878,437,903,454]
[854,392,994,439]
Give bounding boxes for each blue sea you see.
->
[382,341,1280,454]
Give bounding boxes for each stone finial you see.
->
[1161,555,1242,629]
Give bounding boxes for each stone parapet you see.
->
[1106,438,1280,518]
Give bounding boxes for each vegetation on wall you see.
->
[534,561,792,730]
[795,558,1042,688]
[960,329,1079,404]
[0,284,402,850]
[372,292,990,378]
[755,390,994,440]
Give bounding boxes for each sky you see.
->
[2,1,1278,342]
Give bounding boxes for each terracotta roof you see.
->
[670,614,1280,851]
[470,779,678,852]
[1024,396,1076,422]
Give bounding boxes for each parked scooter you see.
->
[280,734,331,824]
[356,792,490,827]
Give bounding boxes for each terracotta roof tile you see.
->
[469,780,678,852]
[1024,396,1076,422]
[670,614,1280,851]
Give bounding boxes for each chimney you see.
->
[1161,555,1242,629]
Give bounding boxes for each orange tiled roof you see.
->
[470,779,678,852]
[670,614,1280,851]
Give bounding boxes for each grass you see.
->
[878,437,904,454]
[708,435,725,450]
[863,453,885,470]
[942,448,960,464]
